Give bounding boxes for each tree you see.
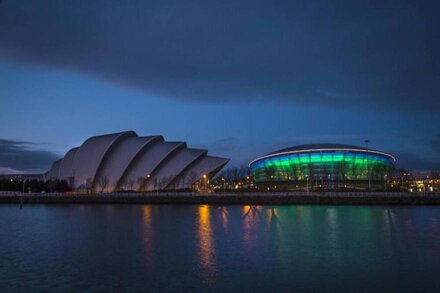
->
[153,178,158,191]
[137,176,145,191]
[86,178,93,194]
[97,176,109,193]
[161,175,173,190]
[117,178,127,191]
[128,179,135,191]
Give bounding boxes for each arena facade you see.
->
[45,131,229,192]
[250,144,395,191]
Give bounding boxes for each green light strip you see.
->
[250,151,394,182]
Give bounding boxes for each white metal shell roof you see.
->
[168,155,229,189]
[59,147,79,180]
[94,136,162,192]
[119,141,186,190]
[45,131,229,192]
[46,159,62,180]
[71,131,136,188]
[144,148,207,191]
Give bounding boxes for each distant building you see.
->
[390,170,440,192]
[44,131,229,192]
[0,174,44,181]
[249,144,395,191]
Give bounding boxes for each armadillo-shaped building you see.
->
[44,131,229,192]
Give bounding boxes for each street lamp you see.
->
[22,178,26,194]
[306,174,309,193]
[384,174,388,191]
[365,140,371,191]
[202,174,207,191]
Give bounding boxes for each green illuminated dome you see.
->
[249,144,395,191]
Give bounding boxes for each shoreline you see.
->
[0,192,439,205]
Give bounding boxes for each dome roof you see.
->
[250,143,395,166]
[267,143,373,156]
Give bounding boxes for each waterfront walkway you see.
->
[0,191,439,205]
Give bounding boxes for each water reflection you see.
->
[142,206,154,267]
[216,206,229,232]
[197,205,217,283]
[382,209,395,253]
[325,207,340,258]
[2,205,440,291]
[267,207,281,232]
[242,205,262,249]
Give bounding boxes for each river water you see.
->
[0,204,439,292]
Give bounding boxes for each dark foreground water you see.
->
[0,205,439,292]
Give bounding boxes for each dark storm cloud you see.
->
[0,139,60,172]
[0,0,438,112]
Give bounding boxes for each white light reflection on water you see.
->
[325,207,341,258]
[242,205,263,250]
[216,206,229,233]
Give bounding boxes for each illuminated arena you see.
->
[249,144,395,191]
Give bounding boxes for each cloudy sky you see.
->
[0,0,439,173]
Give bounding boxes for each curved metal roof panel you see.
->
[118,141,186,191]
[93,136,162,192]
[59,147,79,180]
[168,155,229,189]
[46,159,62,180]
[145,148,207,191]
[72,131,137,189]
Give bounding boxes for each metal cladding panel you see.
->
[72,131,137,189]
[47,159,62,180]
[59,147,79,181]
[43,171,50,181]
[119,141,185,191]
[169,156,229,189]
[145,148,207,191]
[93,136,161,192]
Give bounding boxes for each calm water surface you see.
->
[0,204,439,292]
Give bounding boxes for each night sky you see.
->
[0,0,439,173]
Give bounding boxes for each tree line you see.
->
[0,179,71,193]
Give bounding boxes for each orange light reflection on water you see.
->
[197,205,217,283]
[142,206,154,266]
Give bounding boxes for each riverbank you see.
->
[0,191,439,205]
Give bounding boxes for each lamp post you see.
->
[365,140,371,191]
[306,175,309,194]
[157,178,160,195]
[202,174,207,192]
